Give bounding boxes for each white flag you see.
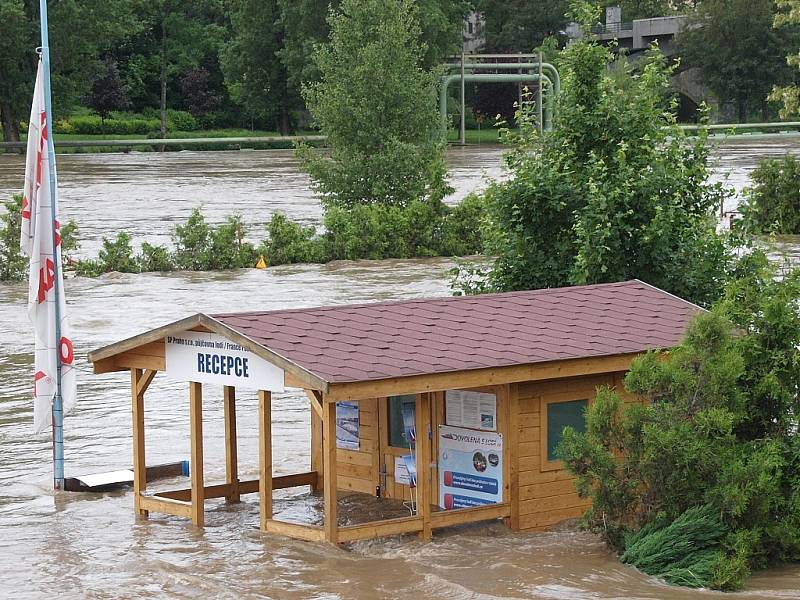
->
[20,61,77,434]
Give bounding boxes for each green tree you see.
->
[476,0,570,52]
[739,155,800,234]
[771,0,800,117]
[470,8,732,308]
[0,0,138,145]
[222,0,296,133]
[676,0,796,122]
[298,0,450,209]
[559,259,800,590]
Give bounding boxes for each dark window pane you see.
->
[389,394,416,448]
[547,399,588,461]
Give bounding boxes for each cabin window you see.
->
[388,394,416,448]
[545,399,588,462]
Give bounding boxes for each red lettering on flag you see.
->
[37,258,55,303]
[55,220,61,246]
[21,196,30,220]
[59,337,74,365]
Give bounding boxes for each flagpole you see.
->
[39,0,65,491]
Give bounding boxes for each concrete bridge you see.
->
[567,7,714,121]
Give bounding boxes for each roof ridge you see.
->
[211,280,646,319]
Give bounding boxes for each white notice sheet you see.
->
[445,390,497,431]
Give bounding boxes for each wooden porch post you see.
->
[189,381,205,527]
[259,390,273,531]
[131,368,147,517]
[223,386,240,503]
[322,399,338,543]
[416,393,432,540]
[310,406,323,492]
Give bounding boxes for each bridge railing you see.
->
[591,22,634,35]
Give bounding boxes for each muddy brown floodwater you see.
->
[2,143,800,599]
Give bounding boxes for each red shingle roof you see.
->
[212,280,701,384]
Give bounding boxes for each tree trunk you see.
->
[279,104,291,136]
[0,102,22,154]
[159,17,167,146]
[761,100,769,123]
[737,99,747,124]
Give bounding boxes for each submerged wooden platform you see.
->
[63,461,188,492]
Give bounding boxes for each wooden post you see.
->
[416,393,432,540]
[259,390,272,531]
[189,381,204,527]
[223,386,240,503]
[310,405,323,492]
[131,368,147,517]
[322,399,338,543]
[506,384,520,531]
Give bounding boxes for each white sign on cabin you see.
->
[165,331,284,392]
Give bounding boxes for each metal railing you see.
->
[591,22,634,34]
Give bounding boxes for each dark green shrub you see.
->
[173,209,211,270]
[0,195,79,280]
[98,232,139,273]
[166,109,199,132]
[210,215,257,269]
[262,213,324,265]
[0,196,26,281]
[440,193,486,256]
[138,242,174,272]
[740,155,800,234]
[58,115,160,136]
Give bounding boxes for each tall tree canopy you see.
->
[299,0,450,209]
[677,0,797,121]
[465,4,734,308]
[0,0,138,143]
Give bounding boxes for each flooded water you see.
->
[2,142,800,599]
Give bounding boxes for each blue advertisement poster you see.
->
[335,401,359,450]
[438,425,503,510]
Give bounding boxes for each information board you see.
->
[445,390,497,431]
[335,401,360,450]
[438,425,503,509]
[165,331,284,391]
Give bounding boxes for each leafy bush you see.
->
[209,215,257,269]
[440,193,486,256]
[262,213,324,265]
[138,242,173,272]
[740,155,800,234]
[173,208,211,270]
[57,115,159,135]
[0,196,26,281]
[166,109,199,132]
[1,195,79,281]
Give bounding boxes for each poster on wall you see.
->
[394,455,411,485]
[445,390,497,431]
[438,425,503,510]
[165,331,284,391]
[335,401,360,450]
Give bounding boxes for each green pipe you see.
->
[439,73,554,132]
[444,62,560,95]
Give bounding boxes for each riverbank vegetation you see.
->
[740,155,800,234]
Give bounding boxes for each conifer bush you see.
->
[559,255,800,591]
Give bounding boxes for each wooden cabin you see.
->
[88,280,700,543]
